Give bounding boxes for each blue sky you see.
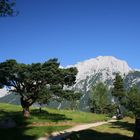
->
[0,0,140,68]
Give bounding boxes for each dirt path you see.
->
[37,119,117,140]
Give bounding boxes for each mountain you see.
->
[0,56,140,111]
[124,70,140,89]
[67,56,135,111]
[72,56,132,92]
[0,93,20,105]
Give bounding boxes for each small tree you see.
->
[125,86,140,140]
[112,73,125,117]
[0,59,78,117]
[62,90,81,110]
[89,83,111,114]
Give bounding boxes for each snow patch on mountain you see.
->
[73,56,131,81]
[68,56,132,92]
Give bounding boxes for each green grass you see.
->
[0,103,108,123]
[64,117,135,140]
[0,103,108,140]
[29,107,108,123]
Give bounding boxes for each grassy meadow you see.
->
[0,103,135,140]
[0,103,108,140]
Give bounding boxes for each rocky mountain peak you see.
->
[73,56,132,82]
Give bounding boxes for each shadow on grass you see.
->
[0,110,37,140]
[31,109,72,122]
[61,121,134,140]
[62,129,132,140]
[110,121,134,132]
[0,108,72,140]
[0,127,37,140]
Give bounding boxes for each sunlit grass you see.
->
[64,117,135,140]
[0,103,108,124]
[92,117,134,138]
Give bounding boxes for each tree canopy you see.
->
[89,82,111,114]
[112,73,125,100]
[0,59,78,117]
[126,85,140,118]
[125,85,140,140]
[0,0,18,16]
[62,90,81,110]
[111,73,125,117]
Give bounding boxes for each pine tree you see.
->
[90,82,111,114]
[0,0,18,16]
[112,73,125,118]
[125,86,140,140]
[0,59,78,117]
[62,90,81,110]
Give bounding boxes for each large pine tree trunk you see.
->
[20,97,30,118]
[133,118,140,140]
[23,106,30,118]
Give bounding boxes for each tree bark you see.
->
[133,118,140,140]
[20,97,30,118]
[23,106,30,118]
